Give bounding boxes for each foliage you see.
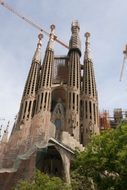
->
[14,170,71,190]
[71,170,92,190]
[14,123,127,190]
[72,122,127,190]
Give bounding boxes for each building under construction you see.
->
[0,19,100,190]
[99,108,127,131]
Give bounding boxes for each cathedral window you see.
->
[80,100,84,118]
[77,59,79,89]
[89,101,92,119]
[32,100,36,117]
[40,92,43,109]
[47,61,50,86]
[85,101,87,118]
[48,93,51,111]
[69,61,72,86]
[73,93,75,109]
[93,103,96,124]
[27,66,34,94]
[44,92,47,109]
[73,54,76,86]
[23,101,27,119]
[77,95,78,112]
[36,95,40,112]
[69,92,71,109]
[28,101,32,118]
[31,66,37,94]
[88,63,91,95]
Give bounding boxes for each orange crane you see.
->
[0,0,69,49]
[120,45,127,81]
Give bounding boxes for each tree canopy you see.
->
[72,122,127,190]
[14,170,71,190]
[14,122,127,190]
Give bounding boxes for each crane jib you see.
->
[0,0,69,49]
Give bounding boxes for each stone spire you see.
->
[36,25,55,114]
[84,32,91,60]
[15,33,43,129]
[47,24,55,50]
[32,33,43,62]
[81,32,99,145]
[69,20,81,55]
[67,21,81,141]
[83,33,97,99]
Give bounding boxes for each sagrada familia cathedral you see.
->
[0,21,100,190]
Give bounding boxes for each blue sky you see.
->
[0,0,127,135]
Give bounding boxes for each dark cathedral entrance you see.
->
[36,146,64,178]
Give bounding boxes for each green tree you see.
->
[71,170,92,190]
[14,170,71,190]
[72,122,127,190]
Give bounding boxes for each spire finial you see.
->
[84,32,91,59]
[50,24,55,34]
[71,20,80,31]
[69,20,81,54]
[37,32,43,49]
[85,32,90,41]
[47,24,56,50]
[33,32,43,62]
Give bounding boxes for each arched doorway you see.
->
[36,145,64,178]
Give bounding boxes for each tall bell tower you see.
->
[81,32,99,145]
[35,25,55,114]
[15,32,43,130]
[66,21,81,141]
[0,22,101,189]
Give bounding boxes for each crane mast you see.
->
[0,0,69,49]
[120,45,127,81]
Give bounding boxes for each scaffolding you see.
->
[99,110,111,131]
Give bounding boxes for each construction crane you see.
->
[0,0,69,49]
[120,45,127,81]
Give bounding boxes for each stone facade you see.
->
[0,21,99,190]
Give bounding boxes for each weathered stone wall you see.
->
[0,153,36,190]
[0,111,56,190]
